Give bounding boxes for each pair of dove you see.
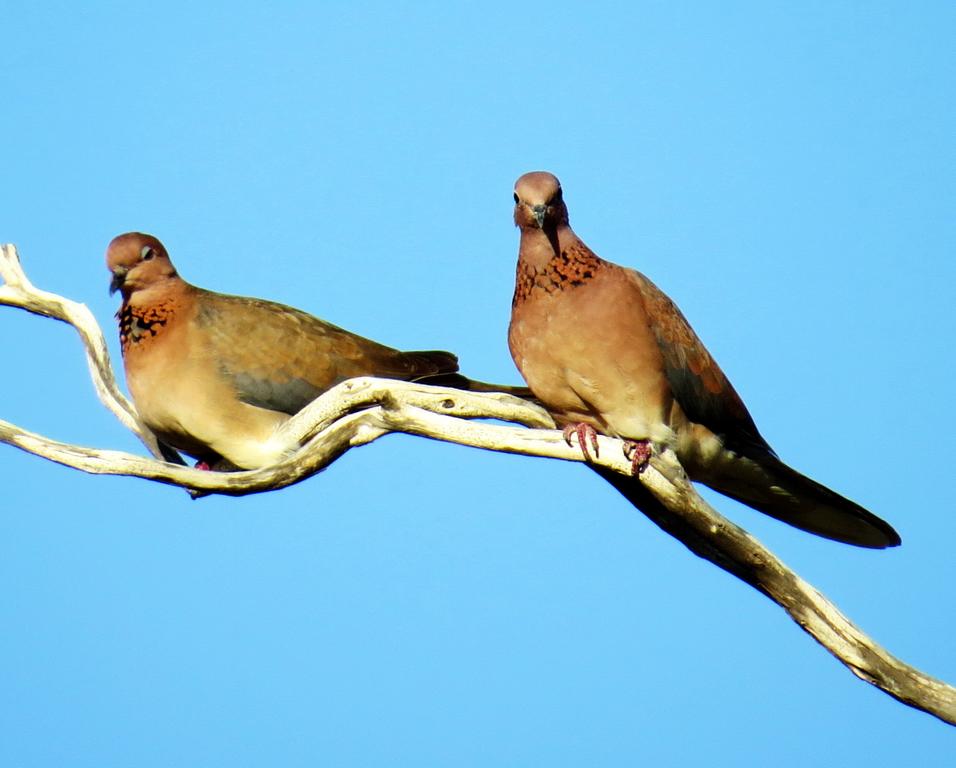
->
[106,171,900,549]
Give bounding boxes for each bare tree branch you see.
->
[2,242,954,725]
[0,243,169,461]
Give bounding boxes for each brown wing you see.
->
[194,289,459,415]
[629,270,772,456]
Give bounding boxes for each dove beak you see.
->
[531,205,547,228]
[109,267,128,295]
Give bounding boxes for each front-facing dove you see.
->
[508,171,900,548]
[107,232,527,470]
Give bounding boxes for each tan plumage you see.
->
[107,232,527,469]
[508,172,900,548]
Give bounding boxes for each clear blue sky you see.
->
[2,2,954,764]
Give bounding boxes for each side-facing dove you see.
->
[107,232,527,470]
[508,171,900,548]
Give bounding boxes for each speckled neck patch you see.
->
[118,300,175,352]
[513,240,603,306]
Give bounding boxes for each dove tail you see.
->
[415,370,536,400]
[402,349,461,376]
[703,451,901,548]
[402,351,535,399]
[591,454,900,549]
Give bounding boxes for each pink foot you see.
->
[194,460,212,471]
[623,440,652,475]
[562,422,601,462]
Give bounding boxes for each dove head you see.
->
[513,171,569,230]
[106,232,178,297]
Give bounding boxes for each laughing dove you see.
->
[107,232,527,470]
[508,171,900,548]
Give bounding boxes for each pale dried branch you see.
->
[2,241,954,726]
[0,377,567,495]
[596,457,956,724]
[0,243,168,461]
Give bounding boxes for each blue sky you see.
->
[2,2,954,764]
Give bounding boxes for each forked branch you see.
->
[2,242,954,725]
